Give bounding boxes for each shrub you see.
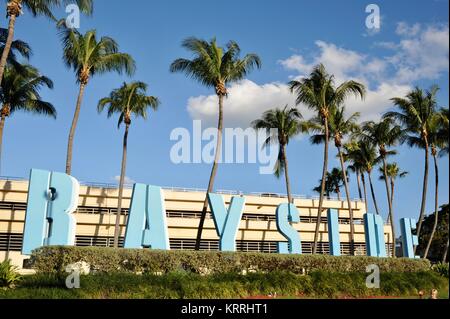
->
[0,270,447,299]
[432,263,449,278]
[0,259,22,289]
[30,246,431,275]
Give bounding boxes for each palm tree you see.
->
[387,86,439,252]
[0,0,93,86]
[0,64,55,172]
[170,37,261,250]
[61,28,136,175]
[378,163,408,216]
[423,112,448,259]
[437,108,449,157]
[313,167,346,200]
[378,162,408,254]
[360,118,403,257]
[345,141,381,215]
[0,28,32,73]
[309,107,360,254]
[344,141,366,206]
[252,106,303,203]
[289,64,365,254]
[98,81,160,248]
[443,239,449,263]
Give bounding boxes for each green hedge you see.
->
[1,271,448,299]
[30,246,431,274]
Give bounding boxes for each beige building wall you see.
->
[0,179,393,268]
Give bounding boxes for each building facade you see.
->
[0,178,393,268]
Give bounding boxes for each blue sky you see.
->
[2,0,449,229]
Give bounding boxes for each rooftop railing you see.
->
[1,175,365,203]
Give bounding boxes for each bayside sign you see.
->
[21,169,420,259]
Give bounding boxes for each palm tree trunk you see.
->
[443,239,449,263]
[282,144,293,204]
[0,13,17,87]
[113,124,129,248]
[65,83,86,175]
[424,152,439,259]
[368,171,380,215]
[313,117,329,254]
[386,179,393,222]
[361,172,369,213]
[382,157,396,257]
[390,178,395,214]
[356,171,363,200]
[390,178,396,257]
[195,94,224,250]
[0,116,6,174]
[336,189,341,201]
[415,139,430,254]
[338,148,355,255]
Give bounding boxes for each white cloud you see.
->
[278,54,312,76]
[388,23,449,83]
[278,41,409,121]
[345,83,411,122]
[113,176,135,185]
[187,80,299,128]
[185,22,448,127]
[396,22,421,36]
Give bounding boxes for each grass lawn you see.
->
[1,271,448,299]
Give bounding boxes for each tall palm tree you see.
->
[344,141,366,207]
[437,108,449,157]
[387,86,439,252]
[309,107,360,254]
[0,28,32,73]
[61,28,135,175]
[0,64,55,172]
[0,0,93,86]
[436,108,448,263]
[170,37,261,250]
[378,163,408,217]
[289,64,365,254]
[252,106,303,204]
[313,167,346,200]
[443,239,449,263]
[345,141,381,215]
[378,162,408,254]
[98,81,160,248]
[360,118,403,257]
[423,113,448,259]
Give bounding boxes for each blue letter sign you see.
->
[400,218,420,259]
[364,213,387,257]
[22,169,79,255]
[124,184,170,250]
[276,203,302,254]
[327,209,341,256]
[208,193,245,252]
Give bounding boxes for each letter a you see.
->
[124,184,170,250]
